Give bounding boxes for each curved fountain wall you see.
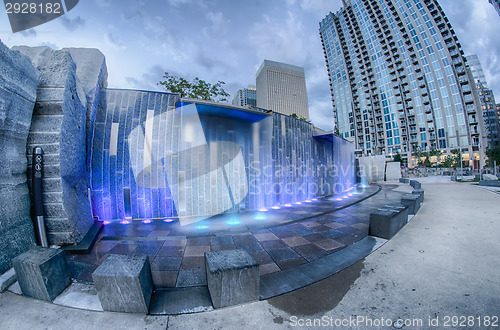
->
[90,88,355,221]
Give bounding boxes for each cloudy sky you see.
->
[1,0,499,131]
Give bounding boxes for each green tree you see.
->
[443,149,460,168]
[158,73,229,102]
[486,146,500,167]
[334,126,340,136]
[393,152,402,163]
[290,113,298,118]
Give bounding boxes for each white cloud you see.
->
[202,11,230,38]
[249,11,306,65]
[104,32,126,49]
[59,15,85,31]
[300,0,340,19]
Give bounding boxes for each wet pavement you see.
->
[66,184,407,289]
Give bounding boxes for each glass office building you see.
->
[232,86,257,108]
[256,60,310,120]
[319,0,484,166]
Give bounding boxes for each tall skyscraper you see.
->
[489,0,500,17]
[466,55,488,87]
[320,0,484,167]
[256,60,310,120]
[232,86,257,108]
[466,55,500,147]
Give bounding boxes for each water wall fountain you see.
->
[90,89,355,221]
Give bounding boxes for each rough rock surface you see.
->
[14,46,106,245]
[0,41,38,274]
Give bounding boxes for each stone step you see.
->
[26,143,60,155]
[27,132,60,145]
[34,101,64,115]
[30,115,64,132]
[43,203,68,218]
[44,218,71,232]
[47,231,74,245]
[42,177,62,193]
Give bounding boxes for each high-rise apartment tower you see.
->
[320,0,484,167]
[489,0,500,17]
[256,60,310,120]
[466,55,500,147]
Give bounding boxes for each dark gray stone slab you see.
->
[369,205,409,239]
[410,180,422,189]
[12,247,70,301]
[205,249,259,308]
[412,189,425,203]
[401,194,420,215]
[399,178,409,183]
[92,254,153,313]
[260,236,386,299]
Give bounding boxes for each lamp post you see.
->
[460,146,463,180]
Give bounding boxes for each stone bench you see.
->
[479,180,500,187]
[205,249,259,309]
[401,193,421,215]
[92,254,153,313]
[12,247,71,301]
[399,178,409,183]
[409,180,421,189]
[412,189,424,203]
[369,204,409,239]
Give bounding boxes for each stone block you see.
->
[12,247,70,301]
[205,249,259,309]
[0,268,17,293]
[92,254,153,313]
[483,174,498,181]
[399,178,409,183]
[409,180,421,189]
[401,194,420,215]
[0,41,38,274]
[369,205,409,239]
[385,162,402,181]
[412,189,425,203]
[479,180,500,187]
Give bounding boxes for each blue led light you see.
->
[195,224,208,230]
[163,218,174,223]
[336,197,342,201]
[295,202,302,205]
[312,198,318,201]
[259,208,268,212]
[254,214,266,221]
[227,219,241,225]
[284,204,292,207]
[103,221,111,225]
[120,220,130,225]
[142,219,153,224]
[271,206,281,210]
[305,199,312,203]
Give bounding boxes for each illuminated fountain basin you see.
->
[90,90,356,225]
[99,183,376,239]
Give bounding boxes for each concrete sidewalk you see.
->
[1,182,499,329]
